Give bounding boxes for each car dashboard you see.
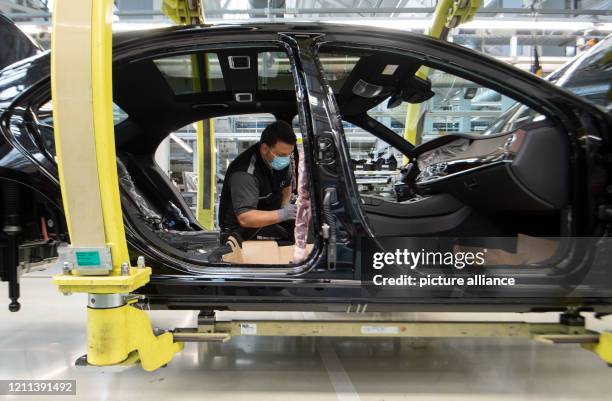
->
[411,123,569,213]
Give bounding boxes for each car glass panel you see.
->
[318,53,360,93]
[257,51,294,91]
[153,53,225,95]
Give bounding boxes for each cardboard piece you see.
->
[222,240,314,265]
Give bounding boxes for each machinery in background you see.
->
[351,141,401,200]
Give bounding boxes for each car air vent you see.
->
[228,55,251,69]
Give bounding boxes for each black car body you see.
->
[1,23,611,313]
[0,14,41,71]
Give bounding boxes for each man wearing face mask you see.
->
[219,120,297,243]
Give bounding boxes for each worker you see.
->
[219,120,297,243]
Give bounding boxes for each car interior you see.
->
[109,45,312,266]
[317,45,568,265]
[35,43,570,268]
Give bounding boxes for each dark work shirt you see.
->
[219,143,291,235]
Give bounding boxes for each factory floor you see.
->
[1,266,611,401]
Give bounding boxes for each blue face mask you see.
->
[270,155,291,170]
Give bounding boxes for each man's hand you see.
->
[278,203,297,222]
[236,204,296,228]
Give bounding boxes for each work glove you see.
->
[278,203,297,222]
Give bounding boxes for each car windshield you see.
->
[483,35,611,134]
[551,35,611,110]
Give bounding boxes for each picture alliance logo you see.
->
[372,249,487,270]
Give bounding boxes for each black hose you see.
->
[3,181,21,230]
[3,181,21,312]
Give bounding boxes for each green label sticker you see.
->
[75,251,101,267]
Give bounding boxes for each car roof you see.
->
[111,22,424,45]
[112,24,429,155]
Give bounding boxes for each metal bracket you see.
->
[57,245,113,275]
[446,0,482,29]
[162,0,204,24]
[53,266,151,295]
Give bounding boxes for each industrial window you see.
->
[432,121,461,132]
[153,53,225,95]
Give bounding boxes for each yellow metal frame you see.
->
[162,0,203,25]
[88,304,184,371]
[51,0,182,370]
[51,0,129,274]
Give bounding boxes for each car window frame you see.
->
[110,36,326,275]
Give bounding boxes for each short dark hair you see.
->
[261,121,297,147]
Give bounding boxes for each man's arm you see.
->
[237,209,282,228]
[230,172,294,228]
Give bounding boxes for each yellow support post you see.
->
[403,0,482,161]
[88,301,184,371]
[51,0,182,370]
[162,0,216,229]
[196,119,216,229]
[50,0,128,273]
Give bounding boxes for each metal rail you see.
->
[173,320,597,342]
[168,314,611,365]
